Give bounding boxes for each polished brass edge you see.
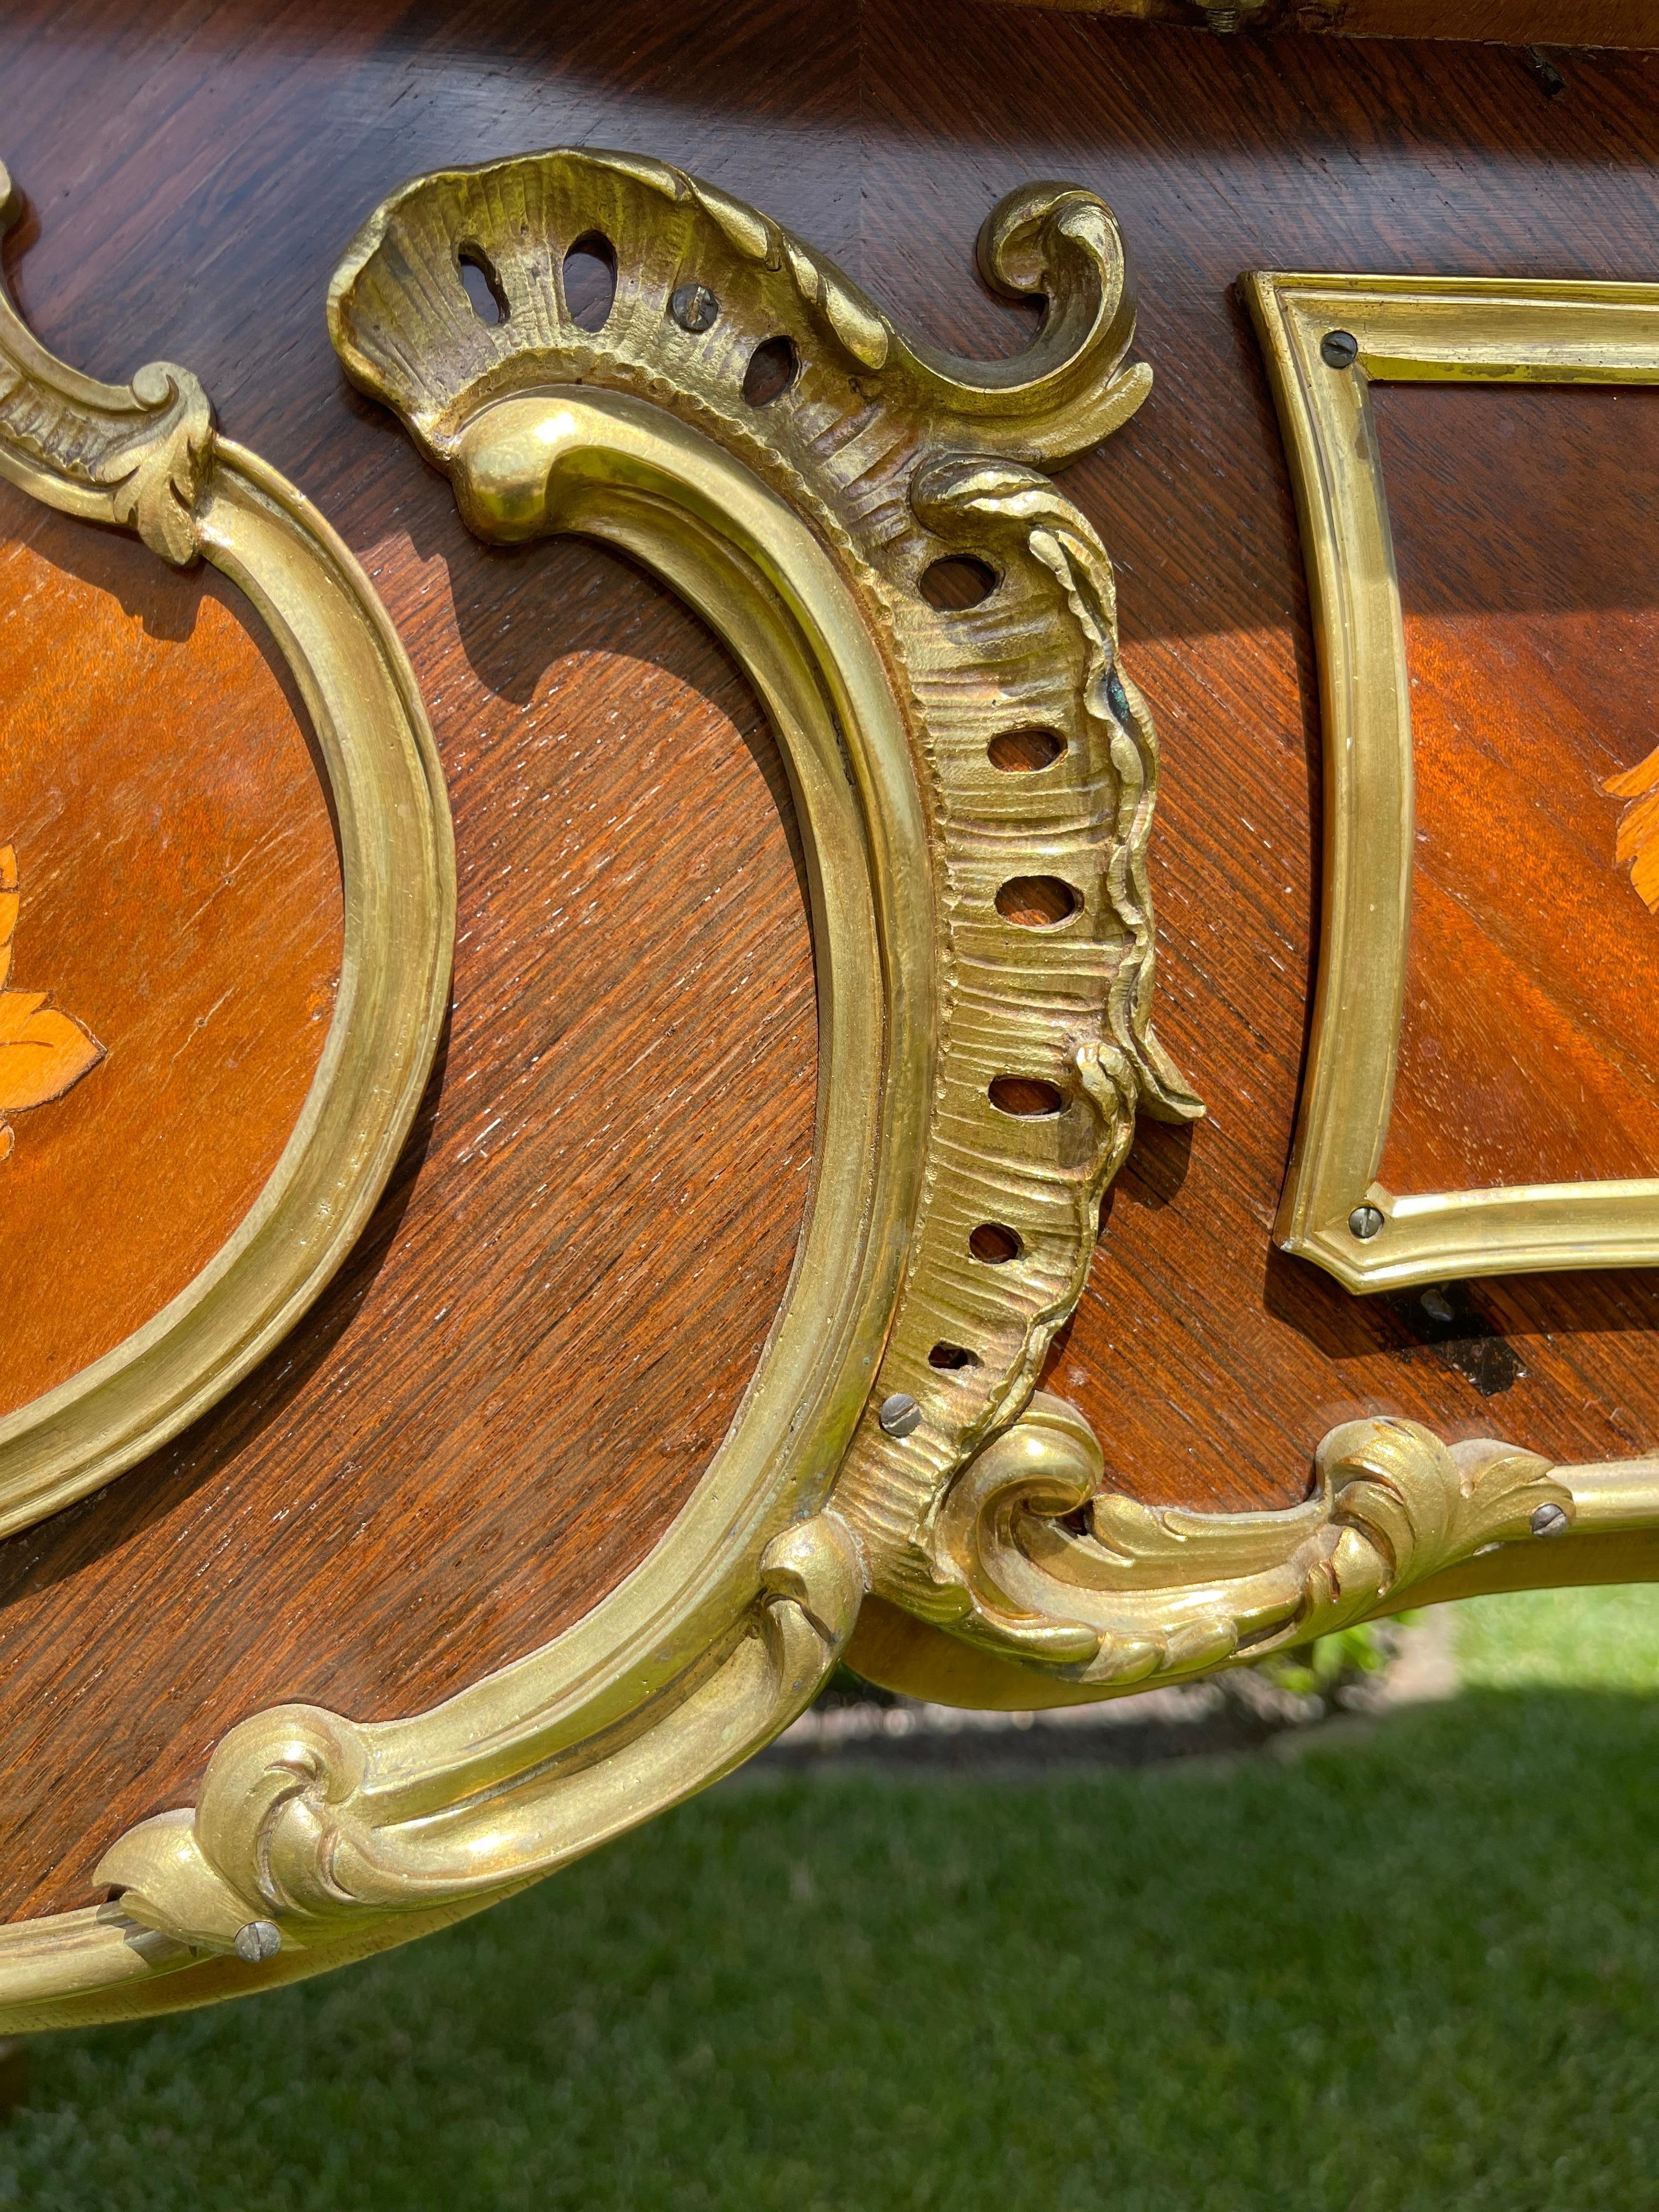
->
[1246,267,1659,1292]
[1243,269,1409,1276]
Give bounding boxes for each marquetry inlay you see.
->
[0,844,103,1162]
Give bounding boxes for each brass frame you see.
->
[0,160,455,1538]
[1246,270,1659,1294]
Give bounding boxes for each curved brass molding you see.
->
[326,150,1199,1662]
[1245,268,1659,1293]
[0,149,1203,2029]
[848,1402,1659,1710]
[0,160,456,1542]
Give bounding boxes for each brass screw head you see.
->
[233,1920,283,1963]
[670,283,719,334]
[878,1392,921,1438]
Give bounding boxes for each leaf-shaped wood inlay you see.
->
[1605,744,1659,913]
[0,845,104,1160]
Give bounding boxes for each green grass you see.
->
[5,1588,1659,2211]
[1457,1583,1659,1692]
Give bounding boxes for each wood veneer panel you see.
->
[1374,383,1659,1198]
[0,481,341,1413]
[7,0,1659,1914]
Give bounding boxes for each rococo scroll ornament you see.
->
[9,155,1659,2038]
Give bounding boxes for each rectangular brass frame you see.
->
[1246,269,1659,1294]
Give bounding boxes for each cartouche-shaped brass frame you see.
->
[0,160,455,1542]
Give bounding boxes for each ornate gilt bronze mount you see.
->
[323,145,1206,1683]
[8,159,1659,2037]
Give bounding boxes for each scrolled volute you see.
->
[97,1514,864,1954]
[927,1402,1570,1688]
[0,162,213,566]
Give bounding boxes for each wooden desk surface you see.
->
[1,0,1657,1920]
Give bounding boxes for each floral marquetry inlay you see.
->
[0,844,104,1161]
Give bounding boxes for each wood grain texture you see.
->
[1373,383,1659,1198]
[0,480,340,1413]
[4,0,1659,1916]
[994,0,1659,49]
